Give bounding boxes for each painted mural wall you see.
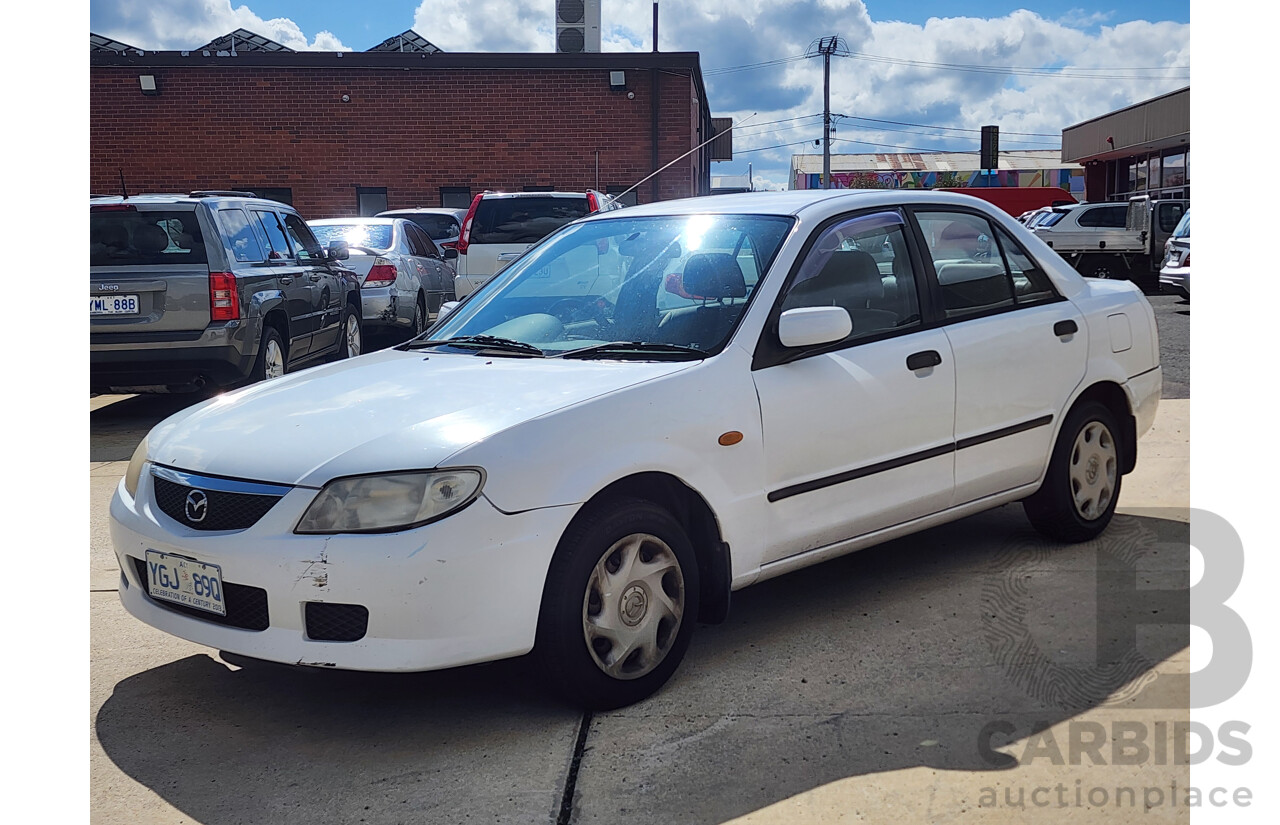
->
[792,168,1085,193]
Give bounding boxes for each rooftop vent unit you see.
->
[556,0,601,53]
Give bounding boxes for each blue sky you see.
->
[88,1,1191,189]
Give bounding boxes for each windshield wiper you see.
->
[558,341,709,360]
[401,335,546,356]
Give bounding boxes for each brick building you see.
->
[89,31,720,217]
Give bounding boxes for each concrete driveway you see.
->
[90,392,1190,824]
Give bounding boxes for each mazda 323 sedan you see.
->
[110,189,1161,709]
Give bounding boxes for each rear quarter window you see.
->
[1078,206,1128,228]
[470,197,590,244]
[90,209,209,266]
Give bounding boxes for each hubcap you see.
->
[1068,421,1117,520]
[345,315,362,357]
[582,533,685,680]
[264,338,285,379]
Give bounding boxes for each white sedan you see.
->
[110,190,1161,709]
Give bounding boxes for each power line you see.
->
[835,113,1060,138]
[843,50,1188,80]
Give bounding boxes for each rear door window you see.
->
[470,197,590,244]
[282,214,325,261]
[90,208,209,266]
[216,208,266,262]
[252,210,293,259]
[405,223,440,257]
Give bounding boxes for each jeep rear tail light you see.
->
[587,191,600,212]
[456,192,485,255]
[365,259,398,287]
[209,272,240,321]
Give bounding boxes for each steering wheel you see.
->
[550,297,613,327]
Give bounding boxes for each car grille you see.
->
[153,475,282,531]
[131,556,269,631]
[304,602,370,642]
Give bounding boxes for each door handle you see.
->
[308,273,322,282]
[906,350,942,371]
[1054,320,1078,336]
[278,276,293,285]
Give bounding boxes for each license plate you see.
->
[145,550,227,616]
[91,294,139,315]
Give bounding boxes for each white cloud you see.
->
[89,0,352,51]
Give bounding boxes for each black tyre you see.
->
[536,497,700,710]
[1023,400,1122,542]
[251,326,286,383]
[1083,255,1128,280]
[338,303,363,359]
[411,296,427,338]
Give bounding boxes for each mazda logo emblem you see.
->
[184,490,209,523]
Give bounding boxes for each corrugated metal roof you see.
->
[790,150,1077,174]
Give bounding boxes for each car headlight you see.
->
[124,436,149,498]
[295,469,484,534]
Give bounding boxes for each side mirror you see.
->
[327,240,350,261]
[441,248,459,261]
[438,301,460,320]
[778,306,851,349]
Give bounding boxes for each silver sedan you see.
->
[308,217,458,338]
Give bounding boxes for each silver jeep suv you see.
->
[91,191,363,393]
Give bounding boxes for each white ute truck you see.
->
[1032,195,1188,287]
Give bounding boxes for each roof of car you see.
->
[378,208,464,215]
[90,193,294,209]
[308,217,398,225]
[577,188,1014,220]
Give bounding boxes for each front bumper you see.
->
[110,468,577,672]
[1158,267,1190,297]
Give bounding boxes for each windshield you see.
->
[1172,211,1191,238]
[423,214,794,358]
[309,223,394,251]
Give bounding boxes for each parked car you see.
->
[91,191,362,394]
[376,207,467,251]
[308,217,458,339]
[110,189,1160,710]
[1158,209,1190,298]
[453,190,622,299]
[1032,198,1187,284]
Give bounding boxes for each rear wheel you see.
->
[338,304,362,359]
[412,296,427,338]
[1082,255,1127,280]
[1024,400,1122,542]
[536,498,699,710]
[251,327,286,382]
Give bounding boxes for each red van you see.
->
[936,186,1077,217]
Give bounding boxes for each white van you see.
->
[453,190,621,298]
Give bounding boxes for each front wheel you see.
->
[536,498,700,710]
[1024,401,1122,542]
[338,304,362,359]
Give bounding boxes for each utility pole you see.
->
[817,36,840,189]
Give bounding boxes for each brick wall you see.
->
[90,63,704,218]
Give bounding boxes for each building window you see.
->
[440,187,471,209]
[1164,152,1186,188]
[1149,156,1162,190]
[1135,158,1148,192]
[356,186,388,216]
[253,187,293,205]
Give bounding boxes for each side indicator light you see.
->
[718,431,744,446]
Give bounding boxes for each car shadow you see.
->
[94,508,1189,824]
[90,391,221,462]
